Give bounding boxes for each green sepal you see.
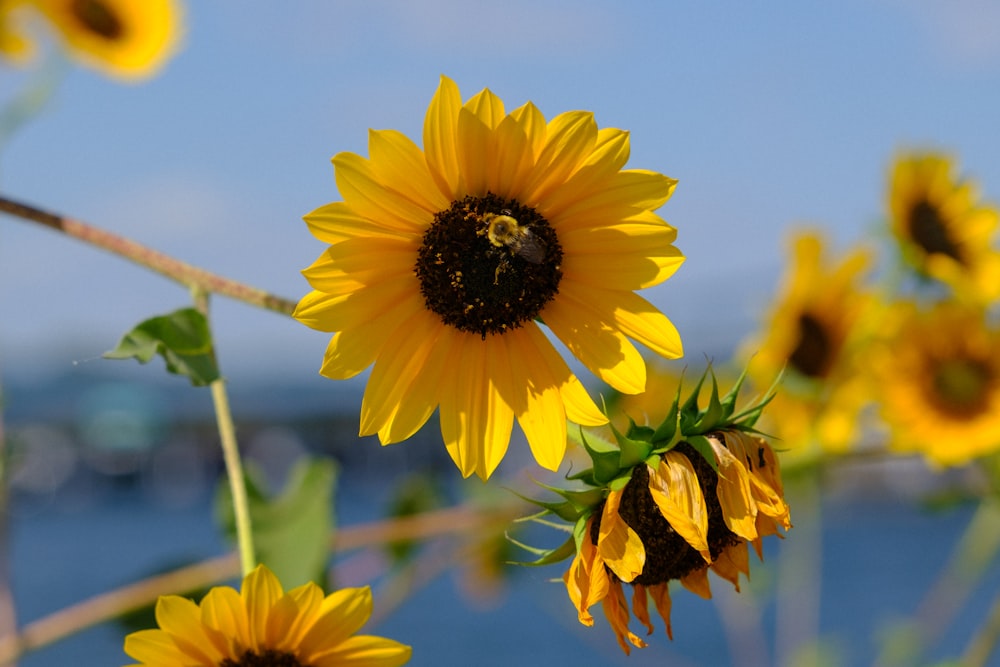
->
[513,481,604,522]
[606,420,653,478]
[623,417,656,442]
[571,513,591,553]
[684,434,719,472]
[608,473,633,492]
[104,307,220,387]
[729,369,783,429]
[578,426,626,487]
[690,371,724,433]
[506,534,577,567]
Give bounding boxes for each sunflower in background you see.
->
[296,75,684,480]
[0,0,181,80]
[742,230,875,456]
[871,302,1000,467]
[888,151,1000,304]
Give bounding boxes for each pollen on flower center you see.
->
[70,0,124,40]
[414,192,563,338]
[789,312,833,378]
[909,198,964,263]
[930,357,993,418]
[220,649,310,667]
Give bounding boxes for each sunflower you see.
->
[742,230,874,453]
[872,302,1000,466]
[123,564,412,667]
[562,431,790,654]
[295,76,684,479]
[0,0,35,62]
[888,151,1000,303]
[27,0,181,80]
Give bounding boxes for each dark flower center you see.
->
[220,649,309,667]
[909,198,964,263]
[70,0,124,40]
[930,357,993,418]
[592,442,741,587]
[414,192,563,338]
[788,312,834,378]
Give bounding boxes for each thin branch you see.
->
[0,195,298,316]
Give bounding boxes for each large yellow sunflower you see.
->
[563,431,790,654]
[888,151,1000,303]
[872,302,1000,466]
[743,230,874,454]
[296,76,684,479]
[124,564,412,667]
[29,0,181,80]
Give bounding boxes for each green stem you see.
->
[190,288,256,576]
[0,195,298,316]
[211,378,256,576]
[963,588,1000,667]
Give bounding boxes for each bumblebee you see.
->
[483,210,546,264]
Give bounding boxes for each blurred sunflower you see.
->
[296,75,684,479]
[14,0,181,80]
[124,564,412,667]
[522,373,790,654]
[888,151,1000,303]
[873,302,1000,466]
[743,230,874,453]
[0,1,34,62]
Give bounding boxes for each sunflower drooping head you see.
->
[516,369,791,654]
[1,0,181,80]
[296,76,685,480]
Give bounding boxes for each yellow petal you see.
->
[154,595,226,663]
[423,74,462,200]
[123,629,191,664]
[200,585,249,650]
[333,152,431,233]
[368,128,450,213]
[294,280,417,333]
[302,238,416,295]
[241,566,284,653]
[318,296,424,380]
[456,105,495,197]
[543,291,646,394]
[631,585,654,636]
[312,635,413,667]
[359,309,444,438]
[597,489,645,582]
[648,583,674,640]
[520,111,598,205]
[304,202,415,245]
[299,586,373,657]
[708,437,758,540]
[439,333,514,479]
[711,541,751,592]
[647,454,710,561]
[680,566,712,600]
[519,323,607,426]
[601,581,646,655]
[489,114,534,200]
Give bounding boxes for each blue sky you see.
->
[2,0,1000,390]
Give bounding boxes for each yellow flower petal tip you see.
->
[297,75,684,479]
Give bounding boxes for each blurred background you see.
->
[2,1,1000,665]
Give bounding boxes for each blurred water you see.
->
[7,476,1000,667]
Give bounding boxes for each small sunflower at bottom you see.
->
[123,564,412,667]
[514,369,791,654]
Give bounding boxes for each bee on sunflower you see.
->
[514,369,791,654]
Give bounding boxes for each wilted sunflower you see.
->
[25,0,181,80]
[743,230,874,453]
[888,151,1000,303]
[873,302,1000,466]
[124,564,412,667]
[296,76,684,479]
[519,372,790,654]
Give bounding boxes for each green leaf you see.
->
[104,308,220,386]
[217,457,338,590]
[385,473,444,565]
